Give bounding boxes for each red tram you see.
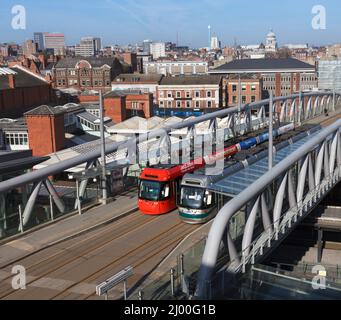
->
[138,145,239,215]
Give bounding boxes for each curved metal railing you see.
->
[197,118,341,299]
[0,91,339,195]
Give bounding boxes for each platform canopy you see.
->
[208,131,321,197]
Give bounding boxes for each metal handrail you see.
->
[0,91,338,194]
[196,119,341,298]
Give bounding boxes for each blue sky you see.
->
[0,0,339,47]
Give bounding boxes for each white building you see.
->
[211,36,220,50]
[44,33,65,55]
[144,61,208,76]
[284,44,309,50]
[265,30,278,53]
[150,42,166,60]
[75,37,102,57]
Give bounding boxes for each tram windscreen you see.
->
[139,180,168,201]
[180,187,207,209]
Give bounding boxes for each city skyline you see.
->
[0,0,340,47]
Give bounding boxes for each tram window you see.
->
[139,180,169,201]
[163,185,170,198]
[180,187,214,209]
[206,193,213,206]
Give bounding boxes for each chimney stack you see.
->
[8,74,15,89]
[38,54,46,70]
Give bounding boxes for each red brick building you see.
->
[104,91,153,123]
[156,75,225,116]
[53,57,133,93]
[25,105,65,157]
[103,94,127,124]
[120,53,138,73]
[210,58,317,97]
[227,74,263,106]
[0,66,53,118]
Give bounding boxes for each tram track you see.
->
[316,112,341,127]
[0,211,160,299]
[52,222,196,300]
[1,111,340,300]
[0,210,198,300]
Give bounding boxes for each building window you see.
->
[242,96,247,104]
[232,96,237,104]
[251,96,256,103]
[232,85,237,92]
[176,101,181,108]
[242,85,247,91]
[186,101,191,108]
[251,85,256,91]
[167,91,173,98]
[80,69,90,77]
[159,101,164,107]
[5,132,28,146]
[159,91,164,98]
[167,101,172,108]
[207,101,212,108]
[195,101,200,108]
[195,91,200,98]
[176,91,181,98]
[207,91,212,98]
[186,91,191,98]
[132,102,139,109]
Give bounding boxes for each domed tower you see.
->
[265,29,278,53]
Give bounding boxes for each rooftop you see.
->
[0,66,49,90]
[104,90,151,98]
[160,75,222,86]
[211,58,316,73]
[25,103,84,116]
[113,73,163,83]
[54,57,119,69]
[0,117,27,131]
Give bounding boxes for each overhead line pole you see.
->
[268,91,274,170]
[99,90,108,203]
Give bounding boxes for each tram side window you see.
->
[174,179,182,205]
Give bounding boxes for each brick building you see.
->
[227,74,264,106]
[0,66,53,118]
[156,75,224,117]
[53,57,133,93]
[112,74,163,105]
[25,105,65,157]
[104,91,153,123]
[210,58,317,97]
[120,53,138,72]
